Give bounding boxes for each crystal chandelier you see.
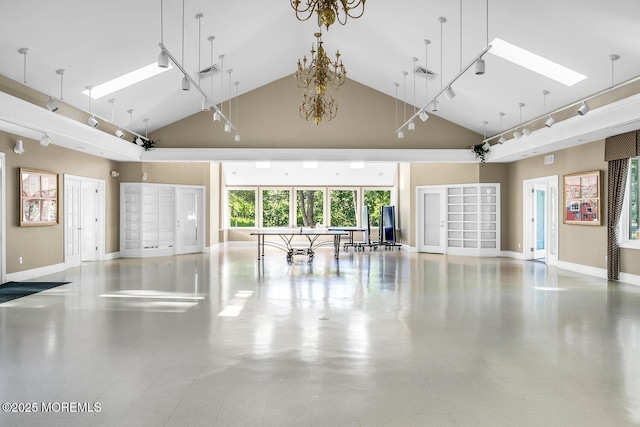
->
[290,0,366,30]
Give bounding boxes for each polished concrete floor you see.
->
[1,247,640,426]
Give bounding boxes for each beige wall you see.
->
[149,76,481,150]
[506,140,608,269]
[1,131,119,274]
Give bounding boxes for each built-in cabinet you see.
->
[418,183,500,256]
[120,183,205,257]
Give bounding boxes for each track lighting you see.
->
[498,134,506,144]
[482,141,490,151]
[514,128,522,139]
[88,116,99,127]
[158,50,169,68]
[397,130,404,139]
[408,120,415,131]
[523,125,531,137]
[115,129,124,138]
[201,99,210,111]
[445,86,456,100]
[14,139,24,154]
[234,132,240,142]
[577,101,589,116]
[475,58,485,75]
[419,110,429,122]
[430,99,439,112]
[181,75,190,91]
[40,134,51,147]
[545,115,555,128]
[213,110,221,122]
[224,121,231,133]
[135,137,144,146]
[46,97,58,112]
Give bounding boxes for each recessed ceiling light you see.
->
[489,38,587,86]
[82,63,173,99]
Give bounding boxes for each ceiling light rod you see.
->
[0,118,49,140]
[396,44,492,134]
[158,42,236,132]
[483,64,640,144]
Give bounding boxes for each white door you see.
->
[176,187,204,254]
[417,187,446,253]
[81,181,98,261]
[65,178,82,267]
[531,183,546,260]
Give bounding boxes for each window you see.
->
[364,189,391,227]
[262,189,290,227]
[228,189,256,227]
[621,158,640,249]
[296,189,324,227]
[330,189,358,226]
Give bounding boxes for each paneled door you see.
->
[176,187,204,254]
[417,187,446,254]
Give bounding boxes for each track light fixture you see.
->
[181,75,190,91]
[46,97,58,112]
[88,116,99,127]
[135,137,144,146]
[482,141,490,151]
[430,99,439,112]
[514,128,522,139]
[234,132,240,142]
[408,120,415,131]
[445,86,456,100]
[213,110,221,122]
[545,115,555,128]
[40,134,51,147]
[14,139,25,154]
[158,51,169,68]
[475,58,485,75]
[224,121,231,133]
[398,129,405,139]
[497,112,505,143]
[523,125,531,137]
[115,129,124,138]
[577,101,589,116]
[419,110,429,122]
[498,134,506,144]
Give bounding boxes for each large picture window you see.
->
[627,158,639,240]
[296,189,324,227]
[262,189,290,227]
[330,189,358,226]
[364,189,391,227]
[228,189,256,227]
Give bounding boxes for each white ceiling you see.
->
[0,0,639,157]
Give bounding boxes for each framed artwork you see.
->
[563,170,601,225]
[19,168,58,226]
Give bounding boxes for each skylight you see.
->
[488,38,587,86]
[82,63,173,99]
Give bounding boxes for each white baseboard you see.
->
[104,252,120,260]
[618,273,640,287]
[220,241,255,248]
[501,250,525,260]
[6,263,67,282]
[402,245,418,252]
[555,260,608,279]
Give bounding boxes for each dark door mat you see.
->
[0,282,70,304]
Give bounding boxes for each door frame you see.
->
[523,175,558,265]
[416,185,447,254]
[64,174,106,266]
[176,185,206,255]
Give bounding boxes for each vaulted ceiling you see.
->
[1,0,639,161]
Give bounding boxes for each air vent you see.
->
[198,64,220,79]
[544,154,555,165]
[414,65,438,81]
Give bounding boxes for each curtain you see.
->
[607,159,629,280]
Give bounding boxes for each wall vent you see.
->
[414,65,438,81]
[198,64,220,79]
[544,154,555,165]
